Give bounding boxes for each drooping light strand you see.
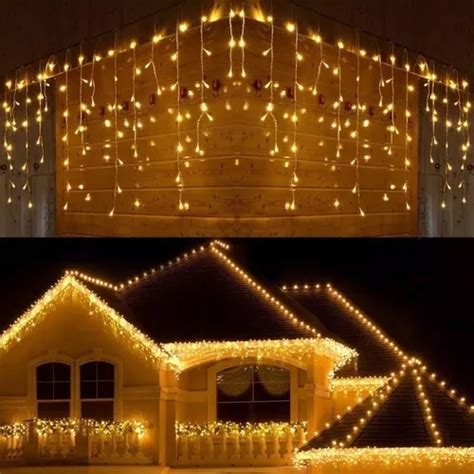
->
[285,20,300,212]
[3,78,14,205]
[175,23,189,212]
[76,47,87,157]
[109,36,122,217]
[455,72,467,205]
[22,76,33,209]
[195,15,213,158]
[62,53,71,211]
[404,51,412,211]
[261,15,279,157]
[36,63,46,167]
[146,32,162,96]
[441,78,451,210]
[311,33,327,97]
[428,61,439,166]
[332,40,344,210]
[239,9,247,78]
[228,10,236,78]
[385,50,397,160]
[462,82,472,200]
[376,48,385,108]
[353,42,364,217]
[130,40,139,161]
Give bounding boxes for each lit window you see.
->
[217,365,291,423]
[36,363,71,419]
[80,362,115,421]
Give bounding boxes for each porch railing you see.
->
[0,419,153,466]
[175,422,308,467]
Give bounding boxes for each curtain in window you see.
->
[217,366,253,397]
[256,366,290,396]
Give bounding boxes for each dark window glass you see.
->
[37,402,70,420]
[217,365,291,423]
[36,363,71,401]
[80,362,115,421]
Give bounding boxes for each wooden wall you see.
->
[56,16,419,236]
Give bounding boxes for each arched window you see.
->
[80,361,115,421]
[217,365,291,423]
[36,363,71,419]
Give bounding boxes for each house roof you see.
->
[75,243,337,345]
[299,367,474,452]
[282,285,406,376]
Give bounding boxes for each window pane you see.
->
[81,362,97,381]
[54,382,71,400]
[81,401,114,421]
[38,402,70,419]
[81,381,97,399]
[54,364,71,382]
[37,383,54,401]
[36,364,54,382]
[97,363,114,381]
[98,381,114,399]
[252,402,291,422]
[217,384,253,403]
[217,403,253,423]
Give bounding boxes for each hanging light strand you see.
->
[76,46,87,157]
[109,35,121,217]
[62,52,71,211]
[261,16,278,157]
[311,33,326,97]
[429,61,438,166]
[195,15,213,158]
[175,24,189,212]
[455,71,467,205]
[228,10,235,78]
[147,32,162,96]
[404,51,412,211]
[353,39,364,217]
[239,9,247,78]
[3,78,15,205]
[36,63,45,167]
[130,40,139,160]
[441,76,451,209]
[285,20,300,212]
[22,76,33,209]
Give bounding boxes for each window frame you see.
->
[207,359,299,424]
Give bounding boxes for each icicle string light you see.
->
[261,16,279,158]
[354,37,364,217]
[239,9,247,78]
[441,79,451,210]
[109,34,121,218]
[285,20,300,212]
[62,51,71,212]
[404,51,412,211]
[36,63,46,167]
[195,15,213,158]
[77,46,87,157]
[175,23,189,212]
[228,10,235,78]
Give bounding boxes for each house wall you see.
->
[0,0,472,237]
[0,285,160,459]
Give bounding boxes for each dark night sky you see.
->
[0,239,472,400]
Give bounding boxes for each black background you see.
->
[0,238,472,399]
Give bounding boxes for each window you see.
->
[80,362,115,421]
[36,363,71,419]
[217,365,291,423]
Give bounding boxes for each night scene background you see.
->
[0,239,471,399]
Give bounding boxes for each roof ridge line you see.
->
[414,369,442,447]
[282,282,411,364]
[69,240,228,292]
[342,369,405,448]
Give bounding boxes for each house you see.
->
[0,240,472,473]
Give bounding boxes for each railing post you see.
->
[23,420,41,463]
